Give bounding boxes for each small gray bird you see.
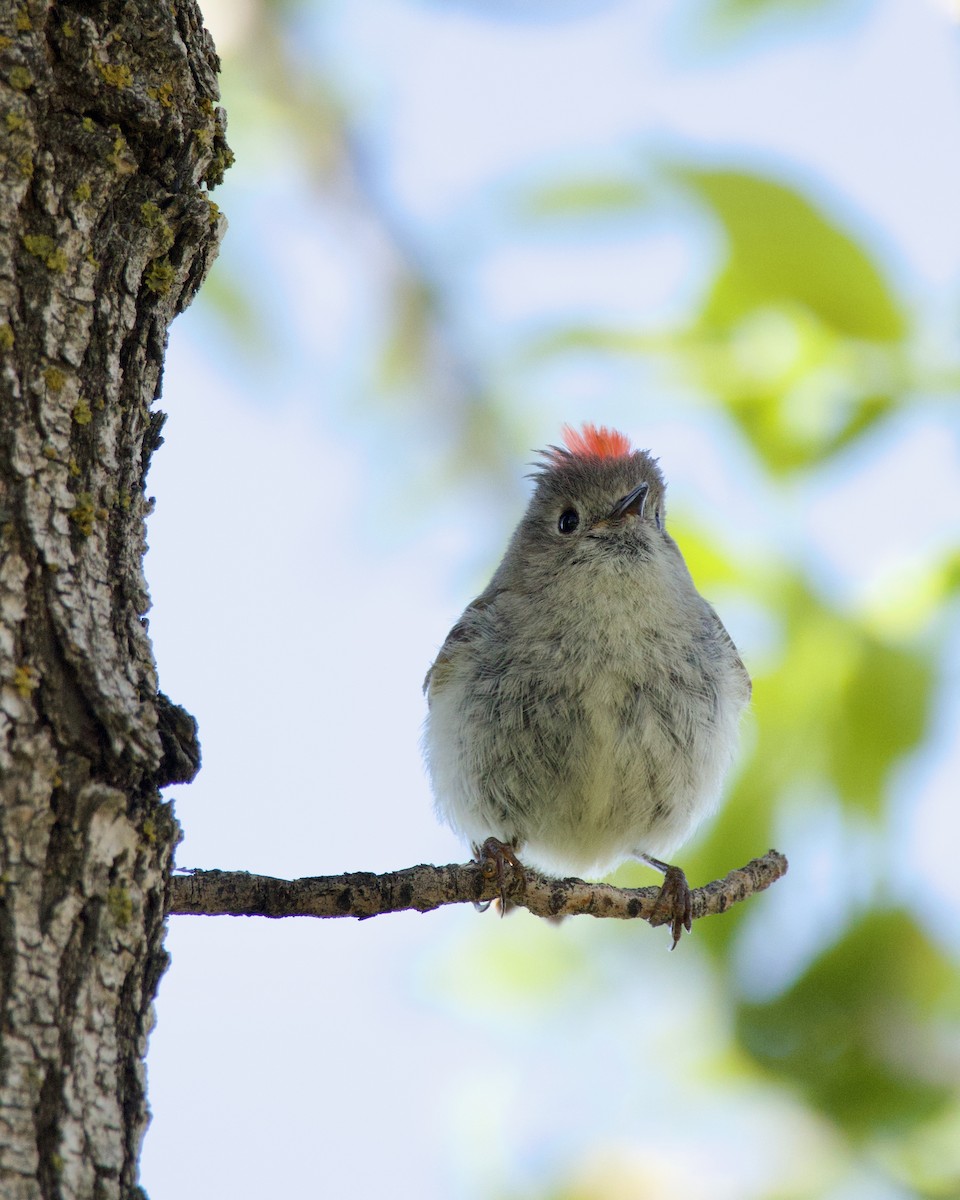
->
[423,423,750,945]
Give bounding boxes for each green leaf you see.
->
[755,580,935,814]
[829,638,933,812]
[516,177,651,220]
[676,167,906,342]
[722,370,899,474]
[737,910,958,1135]
[693,309,902,471]
[714,0,838,15]
[691,573,937,911]
[694,0,847,42]
[515,326,663,362]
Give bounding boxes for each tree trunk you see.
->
[0,3,227,1196]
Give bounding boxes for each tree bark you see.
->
[0,4,227,1197]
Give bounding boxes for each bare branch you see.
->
[167,850,788,931]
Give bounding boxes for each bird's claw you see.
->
[475,837,526,914]
[645,858,693,950]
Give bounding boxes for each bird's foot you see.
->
[643,856,693,950]
[475,837,526,914]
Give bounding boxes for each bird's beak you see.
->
[608,482,649,521]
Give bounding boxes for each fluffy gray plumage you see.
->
[423,427,750,879]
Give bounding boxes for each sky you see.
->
[139,2,960,1197]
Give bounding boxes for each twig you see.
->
[167,849,788,931]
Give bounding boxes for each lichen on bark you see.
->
[0,3,228,1196]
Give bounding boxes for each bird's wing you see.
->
[700,600,752,701]
[423,586,504,698]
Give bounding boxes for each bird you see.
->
[423,423,751,946]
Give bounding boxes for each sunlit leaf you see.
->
[516,177,651,220]
[676,167,906,341]
[751,579,935,814]
[880,1103,960,1198]
[679,304,904,473]
[713,0,838,14]
[737,910,957,1135]
[829,638,933,812]
[726,390,897,474]
[669,521,755,591]
[867,547,960,638]
[689,570,938,930]
[692,0,850,43]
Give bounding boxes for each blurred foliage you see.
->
[520,163,914,474]
[679,167,905,341]
[729,575,934,821]
[690,0,870,46]
[517,177,653,219]
[197,0,960,1197]
[738,909,958,1136]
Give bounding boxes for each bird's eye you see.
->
[557,508,580,534]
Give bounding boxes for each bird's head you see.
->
[526,419,664,547]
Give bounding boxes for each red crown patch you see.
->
[560,423,632,461]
